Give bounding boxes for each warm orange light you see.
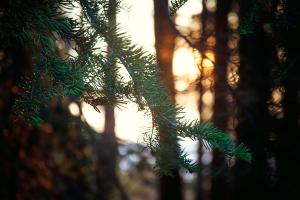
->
[202,91,214,105]
[227,71,239,87]
[272,87,283,104]
[268,87,284,119]
[202,58,214,68]
[173,47,200,81]
[193,49,202,66]
[175,80,189,92]
[175,91,200,121]
[205,50,215,63]
[227,62,239,87]
[228,12,239,30]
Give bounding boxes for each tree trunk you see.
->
[211,1,231,200]
[233,1,276,199]
[196,1,216,199]
[102,1,128,199]
[0,42,32,199]
[273,0,300,198]
[154,0,182,199]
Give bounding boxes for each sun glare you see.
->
[68,102,80,116]
[173,47,200,80]
[115,102,152,143]
[81,102,105,133]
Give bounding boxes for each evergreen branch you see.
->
[81,0,252,173]
[169,0,189,16]
[3,0,252,174]
[1,0,89,124]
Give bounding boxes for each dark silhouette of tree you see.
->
[233,1,277,199]
[0,42,32,199]
[211,1,231,200]
[154,0,183,199]
[272,0,300,199]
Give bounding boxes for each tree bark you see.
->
[154,0,183,199]
[233,1,276,199]
[211,1,231,200]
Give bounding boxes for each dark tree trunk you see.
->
[0,43,32,199]
[234,31,272,200]
[211,1,231,200]
[154,0,182,199]
[233,1,276,199]
[273,0,300,198]
[213,1,231,130]
[154,0,176,98]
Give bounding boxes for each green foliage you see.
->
[0,0,85,124]
[0,0,251,174]
[81,0,251,173]
[169,0,189,16]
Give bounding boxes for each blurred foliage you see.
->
[237,0,300,85]
[15,100,113,199]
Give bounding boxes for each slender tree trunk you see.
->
[102,1,128,199]
[154,0,182,199]
[214,0,231,130]
[196,1,216,199]
[211,1,231,200]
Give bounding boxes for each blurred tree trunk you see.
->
[196,1,216,199]
[0,42,32,199]
[213,0,231,131]
[211,0,231,200]
[102,1,128,199]
[233,1,276,199]
[273,0,300,198]
[154,0,182,199]
[0,42,114,200]
[0,4,120,198]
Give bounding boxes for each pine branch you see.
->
[2,0,252,174]
[169,0,189,16]
[81,0,252,173]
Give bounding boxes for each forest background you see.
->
[0,0,299,199]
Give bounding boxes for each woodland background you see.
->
[0,0,299,199]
